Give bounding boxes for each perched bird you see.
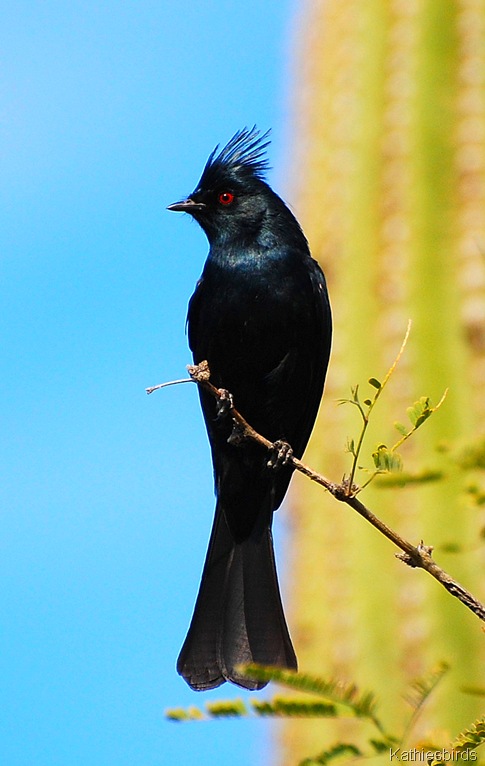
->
[168,127,332,691]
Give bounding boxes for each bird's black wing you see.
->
[187,250,331,521]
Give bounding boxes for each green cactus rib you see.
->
[281,1,485,764]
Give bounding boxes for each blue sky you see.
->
[1,2,300,764]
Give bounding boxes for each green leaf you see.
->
[205,698,247,718]
[401,663,450,758]
[372,445,403,473]
[369,739,391,753]
[406,405,418,426]
[165,708,190,722]
[251,696,336,718]
[403,662,449,718]
[375,469,443,488]
[372,444,387,469]
[461,686,485,697]
[299,743,362,766]
[368,377,381,389]
[165,705,205,721]
[240,665,380,721]
[455,436,485,470]
[414,412,432,429]
[452,715,485,752]
[439,542,462,553]
[394,421,409,436]
[407,396,433,428]
[346,438,356,456]
[390,452,403,472]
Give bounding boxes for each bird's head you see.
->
[168,127,275,243]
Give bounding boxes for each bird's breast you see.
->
[192,251,312,381]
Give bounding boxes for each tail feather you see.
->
[177,503,297,691]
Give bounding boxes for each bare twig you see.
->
[146,378,193,395]
[178,361,485,623]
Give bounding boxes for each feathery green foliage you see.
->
[339,325,447,492]
[298,742,362,766]
[241,665,381,725]
[166,663,485,765]
[401,663,450,746]
[205,698,247,718]
[452,716,485,754]
[251,697,337,718]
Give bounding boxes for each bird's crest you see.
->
[199,127,271,188]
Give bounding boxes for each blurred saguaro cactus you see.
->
[280,0,485,762]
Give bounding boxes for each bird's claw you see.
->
[267,440,293,470]
[216,389,234,420]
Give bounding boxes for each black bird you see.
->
[168,128,332,691]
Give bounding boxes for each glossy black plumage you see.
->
[168,128,332,690]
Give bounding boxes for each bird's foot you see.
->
[216,389,234,420]
[267,440,293,469]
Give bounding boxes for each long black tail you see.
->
[177,502,297,691]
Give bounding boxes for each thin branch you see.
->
[163,360,485,624]
[146,378,194,395]
[347,319,411,492]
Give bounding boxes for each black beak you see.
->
[167,198,206,213]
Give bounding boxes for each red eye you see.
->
[218,191,235,206]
